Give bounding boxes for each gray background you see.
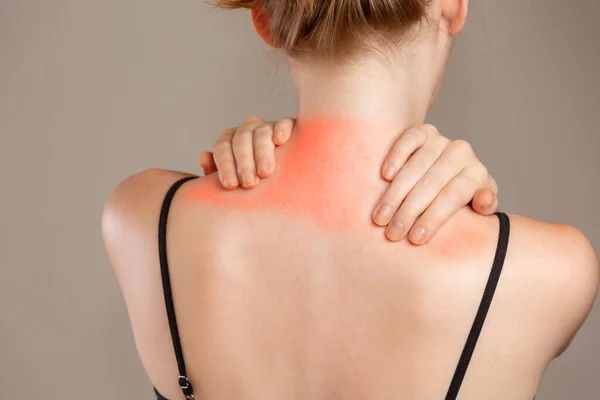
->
[1,0,598,398]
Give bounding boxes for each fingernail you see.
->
[257,157,271,175]
[382,163,398,180]
[240,170,257,188]
[223,172,238,189]
[409,227,427,244]
[386,221,405,241]
[373,205,393,226]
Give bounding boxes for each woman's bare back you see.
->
[103,165,598,400]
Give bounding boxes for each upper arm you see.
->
[507,215,599,360]
[101,168,197,398]
[552,224,599,356]
[509,216,600,358]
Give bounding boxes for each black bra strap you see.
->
[445,212,510,400]
[158,176,199,400]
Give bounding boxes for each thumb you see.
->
[472,188,498,215]
[198,152,217,176]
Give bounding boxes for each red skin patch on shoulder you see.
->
[181,117,494,261]
[425,210,494,261]
[184,116,380,233]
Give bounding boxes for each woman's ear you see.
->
[442,0,469,35]
[251,9,275,47]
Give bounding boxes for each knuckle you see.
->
[422,123,439,136]
[438,134,451,146]
[402,128,427,147]
[232,129,252,145]
[234,155,254,168]
[254,124,274,137]
[445,186,467,204]
[214,152,235,164]
[231,144,251,158]
[214,152,234,164]
[243,115,262,124]
[379,186,406,208]
[218,166,236,175]
[460,169,481,188]
[452,139,473,154]
[214,139,232,153]
[278,117,294,125]
[430,135,450,150]
[254,144,274,154]
[478,165,489,178]
[411,127,428,141]
[235,127,253,138]
[220,128,235,137]
[467,164,488,182]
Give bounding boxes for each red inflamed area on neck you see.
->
[182,116,492,260]
[184,116,374,230]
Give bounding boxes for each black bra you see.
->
[154,176,512,400]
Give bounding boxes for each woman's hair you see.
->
[214,0,432,59]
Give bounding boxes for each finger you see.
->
[253,123,276,178]
[373,138,447,233]
[472,188,498,215]
[469,170,498,215]
[393,139,483,243]
[384,145,470,242]
[408,166,489,245]
[232,122,261,189]
[198,152,217,175]
[272,118,296,146]
[381,125,436,182]
[213,128,239,189]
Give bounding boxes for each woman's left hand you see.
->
[373,124,498,244]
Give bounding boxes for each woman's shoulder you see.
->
[507,213,598,286]
[505,213,598,357]
[101,169,200,274]
[102,168,197,231]
[104,168,197,211]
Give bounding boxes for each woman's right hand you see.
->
[199,117,498,245]
[198,116,294,189]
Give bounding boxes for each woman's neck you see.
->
[288,52,440,179]
[269,50,446,223]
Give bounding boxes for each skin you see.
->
[191,116,494,259]
[104,169,598,400]
[200,119,499,244]
[102,0,599,399]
